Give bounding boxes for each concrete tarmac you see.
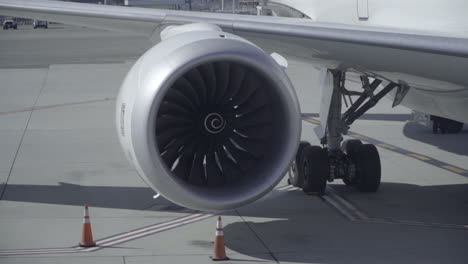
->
[0,24,467,263]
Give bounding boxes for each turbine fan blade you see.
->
[156,61,274,187]
[185,67,209,105]
[214,62,230,103]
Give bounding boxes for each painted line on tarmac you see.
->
[0,213,214,256]
[322,193,357,221]
[280,183,467,230]
[360,218,468,229]
[0,97,116,116]
[0,248,78,256]
[324,187,366,220]
[269,184,468,230]
[0,185,295,256]
[324,186,468,230]
[83,213,215,252]
[302,116,468,178]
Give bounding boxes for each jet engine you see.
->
[116,24,301,211]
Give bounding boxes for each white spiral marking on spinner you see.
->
[204,113,226,134]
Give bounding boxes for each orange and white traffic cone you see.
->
[211,216,229,261]
[79,204,96,247]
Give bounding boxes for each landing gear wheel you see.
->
[354,144,381,192]
[342,139,362,186]
[289,141,311,187]
[302,146,329,194]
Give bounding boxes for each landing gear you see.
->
[341,139,362,186]
[289,143,329,194]
[345,141,381,192]
[289,70,401,194]
[302,146,328,194]
[354,144,381,192]
[288,141,310,187]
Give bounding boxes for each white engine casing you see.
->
[116,24,301,211]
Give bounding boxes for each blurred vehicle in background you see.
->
[411,111,464,134]
[33,20,48,29]
[2,19,17,29]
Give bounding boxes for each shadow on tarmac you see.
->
[1,181,467,262]
[224,217,467,264]
[223,182,468,264]
[403,122,468,156]
[0,182,196,213]
[1,181,466,221]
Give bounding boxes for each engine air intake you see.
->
[156,61,275,187]
[116,27,300,211]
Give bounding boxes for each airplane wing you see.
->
[0,2,466,55]
[1,0,467,56]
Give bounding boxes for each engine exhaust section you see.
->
[116,23,301,211]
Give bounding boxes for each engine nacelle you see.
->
[116,24,301,211]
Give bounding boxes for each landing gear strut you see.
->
[290,70,401,194]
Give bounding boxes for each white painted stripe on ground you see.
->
[95,213,207,245]
[0,213,214,256]
[0,248,80,256]
[0,249,78,254]
[322,195,356,221]
[0,186,296,256]
[0,250,78,256]
[83,213,215,252]
[327,187,368,219]
[275,185,468,231]
[325,186,468,230]
[362,218,468,230]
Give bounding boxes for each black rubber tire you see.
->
[342,139,362,156]
[342,139,362,185]
[302,146,329,194]
[289,141,310,187]
[355,144,381,192]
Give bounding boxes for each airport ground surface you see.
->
[0,24,467,263]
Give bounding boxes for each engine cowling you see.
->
[116,24,301,211]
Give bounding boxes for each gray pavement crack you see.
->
[0,68,50,200]
[235,210,280,264]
